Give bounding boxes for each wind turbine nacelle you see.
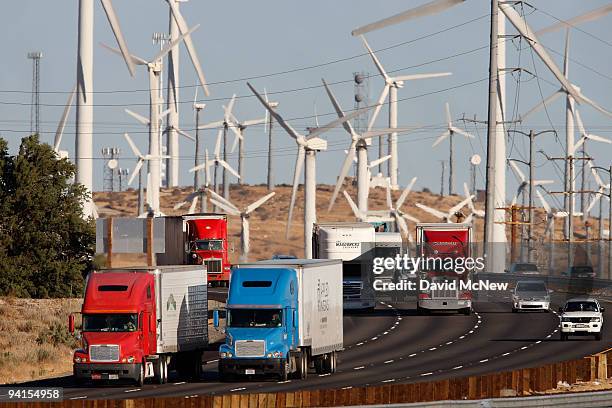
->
[306,137,328,151]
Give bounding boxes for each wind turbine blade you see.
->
[533,180,554,186]
[214,129,223,158]
[449,196,473,215]
[352,0,465,36]
[521,91,563,121]
[152,24,200,63]
[367,86,389,131]
[230,127,242,154]
[308,105,373,139]
[403,213,420,223]
[385,185,393,210]
[500,3,583,104]
[125,109,150,125]
[577,92,612,119]
[586,193,601,214]
[362,127,415,139]
[188,196,198,214]
[246,192,276,215]
[54,85,76,152]
[189,163,207,173]
[396,177,417,209]
[360,36,390,82]
[445,102,452,124]
[247,82,302,140]
[286,146,305,238]
[394,72,452,81]
[589,161,605,187]
[123,133,143,158]
[209,199,241,216]
[416,203,447,220]
[395,212,410,239]
[219,160,240,179]
[99,0,137,77]
[343,190,364,220]
[464,213,473,224]
[242,217,250,259]
[328,140,357,212]
[535,190,551,214]
[99,42,147,65]
[432,130,451,147]
[241,118,266,127]
[508,160,526,182]
[574,107,587,137]
[535,5,612,36]
[586,133,611,144]
[128,159,144,185]
[369,154,391,169]
[166,0,209,96]
[175,127,195,142]
[209,189,239,213]
[263,88,270,133]
[198,119,225,130]
[451,127,475,139]
[322,78,354,136]
[225,94,236,120]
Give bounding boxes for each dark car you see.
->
[563,265,596,278]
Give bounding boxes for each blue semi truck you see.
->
[214,259,343,381]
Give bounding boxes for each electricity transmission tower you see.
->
[102,147,121,192]
[28,51,43,136]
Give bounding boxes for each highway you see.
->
[22,291,612,401]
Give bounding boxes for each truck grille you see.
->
[343,282,362,298]
[431,289,457,299]
[235,340,265,357]
[89,345,120,362]
[204,259,222,274]
[569,317,591,323]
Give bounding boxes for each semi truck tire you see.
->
[136,362,145,386]
[295,351,308,380]
[279,360,289,382]
[154,356,168,384]
[330,351,337,374]
[461,307,471,316]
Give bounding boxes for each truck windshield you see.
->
[194,240,223,251]
[82,314,138,332]
[228,309,282,328]
[516,282,546,292]
[564,302,598,312]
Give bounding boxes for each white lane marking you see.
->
[459,335,466,339]
[535,340,542,344]
[354,366,365,370]
[446,341,453,345]
[384,360,394,364]
[230,387,246,392]
[124,389,141,393]
[429,347,437,351]
[468,330,474,334]
[502,352,511,357]
[277,380,291,384]
[319,373,331,377]
[479,358,489,363]
[521,346,528,350]
[69,396,87,400]
[420,372,433,376]
[357,342,364,346]
[206,359,219,364]
[382,379,395,383]
[409,353,417,357]
[173,381,186,385]
[342,386,353,390]
[383,331,389,335]
[371,337,378,341]
[452,365,463,370]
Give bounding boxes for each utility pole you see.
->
[138,170,144,216]
[580,142,588,217]
[266,99,279,191]
[484,0,500,271]
[193,104,204,189]
[28,51,43,136]
[590,164,612,279]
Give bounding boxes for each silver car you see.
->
[512,280,551,312]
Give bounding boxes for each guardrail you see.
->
[1,348,609,407]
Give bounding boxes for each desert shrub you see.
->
[36,321,78,348]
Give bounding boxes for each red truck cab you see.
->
[184,214,231,287]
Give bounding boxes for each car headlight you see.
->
[591,317,601,322]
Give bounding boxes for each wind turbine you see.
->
[321,79,411,214]
[248,82,371,258]
[53,86,76,160]
[416,194,473,223]
[503,2,612,239]
[75,0,139,217]
[123,133,170,216]
[163,0,211,188]
[208,190,276,261]
[462,182,484,222]
[385,178,420,242]
[103,25,200,214]
[360,35,451,189]
[585,160,611,215]
[190,129,239,198]
[175,148,214,214]
[432,102,474,195]
[507,160,554,207]
[227,110,267,184]
[536,189,568,274]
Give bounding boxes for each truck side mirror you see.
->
[601,307,605,312]
[68,314,75,334]
[293,310,297,328]
[558,306,564,313]
[213,310,220,327]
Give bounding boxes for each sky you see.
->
[1,0,611,212]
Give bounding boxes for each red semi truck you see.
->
[416,223,473,315]
[70,266,208,385]
[183,214,231,287]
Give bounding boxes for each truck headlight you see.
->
[127,356,135,363]
[74,356,82,363]
[273,351,282,358]
[590,317,601,322]
[220,352,227,358]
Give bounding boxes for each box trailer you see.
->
[70,265,208,385]
[312,222,376,310]
[215,259,343,381]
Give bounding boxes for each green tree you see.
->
[0,135,95,298]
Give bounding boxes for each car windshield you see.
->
[571,266,593,273]
[564,302,599,312]
[83,314,138,332]
[516,282,546,292]
[228,309,282,328]
[194,240,223,251]
[514,264,538,272]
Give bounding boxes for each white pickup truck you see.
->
[559,297,605,341]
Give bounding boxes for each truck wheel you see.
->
[154,356,168,384]
[279,361,289,382]
[417,306,428,315]
[297,352,308,380]
[330,351,337,374]
[461,308,471,316]
[136,362,145,387]
[191,352,203,380]
[560,333,567,341]
[314,357,323,375]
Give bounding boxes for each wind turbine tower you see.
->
[28,51,43,137]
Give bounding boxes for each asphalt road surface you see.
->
[20,291,612,401]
